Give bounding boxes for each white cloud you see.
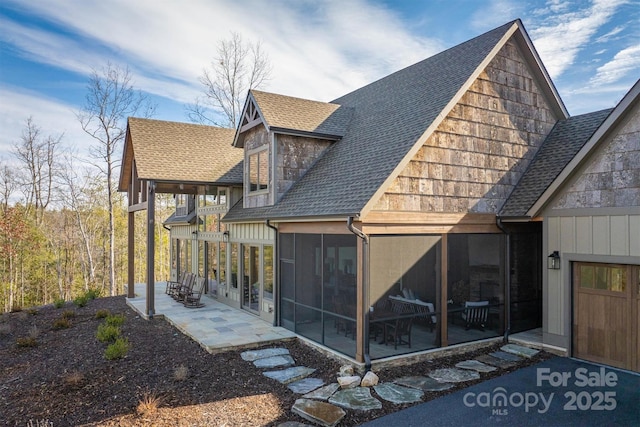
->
[0,86,90,160]
[529,0,628,78]
[470,0,525,31]
[595,25,626,43]
[589,44,640,85]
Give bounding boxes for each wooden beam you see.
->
[363,224,501,235]
[240,117,263,133]
[364,211,497,225]
[128,201,148,212]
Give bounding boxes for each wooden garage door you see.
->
[573,262,639,372]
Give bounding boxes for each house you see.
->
[119,19,639,372]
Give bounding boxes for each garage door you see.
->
[573,262,639,372]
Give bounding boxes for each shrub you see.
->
[16,336,37,347]
[85,288,101,300]
[173,364,189,381]
[53,298,65,309]
[95,309,110,319]
[62,310,76,319]
[53,317,71,330]
[26,308,38,315]
[10,303,22,313]
[104,337,129,360]
[137,391,162,417]
[96,323,121,343]
[105,314,125,327]
[73,295,88,308]
[63,370,84,387]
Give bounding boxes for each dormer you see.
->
[234,90,353,208]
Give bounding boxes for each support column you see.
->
[146,181,156,318]
[127,211,135,298]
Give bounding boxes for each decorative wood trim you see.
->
[363,211,498,225]
[362,224,501,235]
[240,117,263,133]
[278,221,352,234]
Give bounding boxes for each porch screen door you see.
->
[242,245,260,314]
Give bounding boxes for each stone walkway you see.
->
[241,343,540,427]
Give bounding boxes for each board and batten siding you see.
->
[542,103,640,351]
[372,38,559,214]
[227,222,275,243]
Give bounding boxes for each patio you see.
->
[126,282,296,353]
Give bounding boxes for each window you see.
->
[249,149,268,192]
[578,263,626,292]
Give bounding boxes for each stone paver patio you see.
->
[126,282,295,352]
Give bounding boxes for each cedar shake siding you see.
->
[276,134,333,202]
[553,104,640,209]
[373,39,559,213]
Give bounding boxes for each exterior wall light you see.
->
[547,251,560,269]
[223,230,230,243]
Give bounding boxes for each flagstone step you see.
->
[264,366,316,384]
[241,347,290,361]
[490,350,522,362]
[394,375,454,392]
[292,398,346,427]
[253,354,295,369]
[501,343,539,358]
[374,383,424,404]
[303,383,340,400]
[475,353,517,369]
[456,359,497,373]
[428,368,480,383]
[289,377,325,394]
[329,387,382,411]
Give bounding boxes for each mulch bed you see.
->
[0,296,552,426]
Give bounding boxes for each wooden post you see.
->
[146,180,156,318]
[127,210,135,298]
[440,234,448,347]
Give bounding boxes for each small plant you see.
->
[26,419,53,427]
[137,391,162,417]
[28,325,40,340]
[63,370,84,387]
[10,303,22,313]
[85,288,101,300]
[73,295,88,308]
[95,309,111,319]
[53,317,72,330]
[96,323,121,343]
[62,309,76,319]
[16,336,37,347]
[104,337,129,360]
[173,364,189,381]
[53,298,65,308]
[105,313,125,327]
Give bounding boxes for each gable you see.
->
[371,38,560,214]
[551,101,640,210]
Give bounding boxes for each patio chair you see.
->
[166,271,186,295]
[173,273,195,301]
[384,316,414,349]
[183,277,206,308]
[462,300,489,331]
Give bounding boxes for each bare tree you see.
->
[77,63,156,296]
[187,32,271,127]
[13,117,61,225]
[0,159,19,213]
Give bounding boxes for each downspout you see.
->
[496,217,511,344]
[266,220,279,327]
[347,216,371,372]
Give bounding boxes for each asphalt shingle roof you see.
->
[126,117,243,185]
[251,90,353,137]
[499,108,612,217]
[224,20,518,222]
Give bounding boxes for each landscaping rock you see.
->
[338,365,354,376]
[241,347,290,361]
[277,422,313,427]
[374,383,423,404]
[428,368,480,383]
[292,398,346,427]
[329,387,382,411]
[475,354,517,369]
[394,376,454,392]
[303,383,340,400]
[288,377,325,394]
[337,375,361,389]
[253,355,295,369]
[263,366,316,384]
[456,360,497,373]
[361,371,379,387]
[490,350,522,362]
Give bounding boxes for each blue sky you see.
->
[0,0,638,159]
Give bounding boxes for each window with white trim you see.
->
[249,148,269,192]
